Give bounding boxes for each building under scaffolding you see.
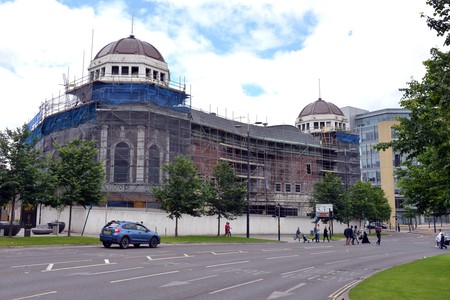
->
[27,35,359,217]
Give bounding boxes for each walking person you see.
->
[323,226,329,242]
[375,225,381,245]
[316,224,321,242]
[224,222,231,237]
[293,227,301,242]
[440,231,447,249]
[436,231,441,248]
[352,226,360,245]
[361,228,370,244]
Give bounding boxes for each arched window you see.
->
[148,145,160,184]
[114,142,130,182]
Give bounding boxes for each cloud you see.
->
[0,0,444,130]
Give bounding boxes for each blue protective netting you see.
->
[336,132,360,144]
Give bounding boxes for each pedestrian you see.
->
[376,226,381,245]
[323,226,329,242]
[439,230,447,249]
[362,228,370,244]
[294,227,301,242]
[435,231,441,248]
[312,224,318,242]
[316,224,321,242]
[344,226,349,245]
[352,226,360,245]
[347,226,354,245]
[224,222,231,237]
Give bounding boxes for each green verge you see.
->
[349,253,450,300]
[0,235,276,247]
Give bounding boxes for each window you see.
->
[131,66,139,75]
[153,70,158,80]
[275,183,281,192]
[285,183,291,193]
[146,68,151,78]
[95,69,99,79]
[295,184,301,193]
[121,66,129,75]
[112,66,119,75]
[148,145,160,184]
[114,142,130,183]
[313,122,319,129]
[160,73,165,81]
[100,67,105,77]
[89,71,94,81]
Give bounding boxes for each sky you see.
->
[0,0,445,130]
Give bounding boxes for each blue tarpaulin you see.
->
[336,132,359,144]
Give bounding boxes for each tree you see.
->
[204,161,246,236]
[153,155,205,237]
[0,125,56,237]
[51,138,105,236]
[310,173,350,224]
[376,1,450,214]
[348,181,391,227]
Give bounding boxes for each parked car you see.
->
[366,223,388,230]
[443,231,450,245]
[99,220,160,249]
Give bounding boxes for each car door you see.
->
[136,223,151,243]
[122,223,138,242]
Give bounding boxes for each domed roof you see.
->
[298,98,344,117]
[94,35,165,62]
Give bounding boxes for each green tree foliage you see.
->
[348,181,391,225]
[51,138,105,236]
[0,125,56,237]
[204,161,246,236]
[376,2,450,214]
[310,173,349,223]
[153,155,205,237]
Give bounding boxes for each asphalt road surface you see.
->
[0,231,445,300]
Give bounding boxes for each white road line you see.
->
[11,259,93,268]
[266,254,299,260]
[104,259,110,264]
[146,254,191,261]
[45,264,54,271]
[68,266,144,276]
[206,260,250,268]
[110,270,179,283]
[10,291,57,300]
[211,251,243,255]
[209,278,263,294]
[281,266,314,276]
[325,259,351,265]
[285,282,307,293]
[262,248,290,252]
[42,262,117,272]
[310,250,335,255]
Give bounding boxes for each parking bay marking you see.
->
[209,278,264,295]
[161,274,218,287]
[206,260,250,268]
[266,254,299,260]
[110,270,179,283]
[67,266,144,276]
[42,262,117,272]
[11,259,93,269]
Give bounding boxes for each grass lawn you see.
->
[350,253,450,300]
[0,235,276,247]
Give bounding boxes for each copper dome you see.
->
[298,98,344,117]
[94,35,165,62]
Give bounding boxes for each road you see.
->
[0,231,445,300]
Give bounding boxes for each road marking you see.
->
[262,248,290,252]
[206,260,250,268]
[266,254,299,260]
[42,262,117,272]
[11,259,93,268]
[310,250,334,255]
[147,254,191,261]
[45,264,54,271]
[329,279,359,300]
[68,266,144,276]
[281,266,314,276]
[110,270,179,283]
[211,250,247,255]
[267,282,307,299]
[161,274,218,287]
[209,278,263,294]
[307,275,320,280]
[10,291,57,300]
[104,259,110,264]
[325,259,351,265]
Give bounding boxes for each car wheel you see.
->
[133,244,140,248]
[149,236,158,248]
[102,242,112,248]
[119,236,130,249]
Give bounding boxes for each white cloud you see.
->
[0,0,444,130]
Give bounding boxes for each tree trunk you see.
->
[8,197,16,237]
[175,216,178,237]
[68,204,72,237]
[217,216,221,237]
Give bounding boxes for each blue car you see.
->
[99,220,160,249]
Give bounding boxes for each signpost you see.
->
[316,204,333,238]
